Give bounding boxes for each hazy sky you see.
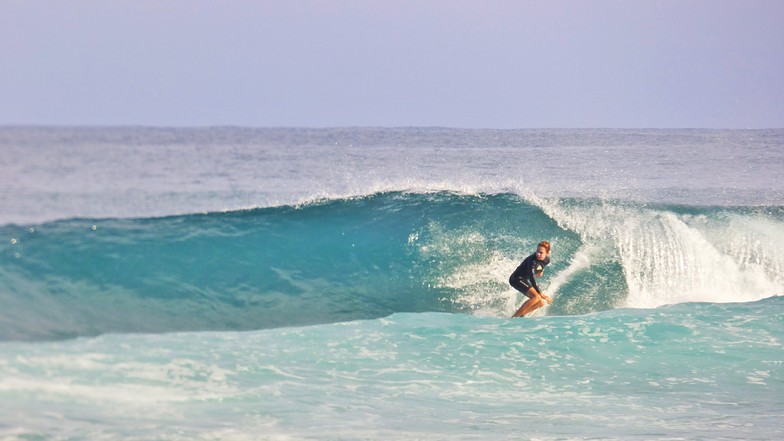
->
[2,0,782,128]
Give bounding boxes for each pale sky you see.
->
[1,0,782,128]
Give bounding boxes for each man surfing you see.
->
[510,241,552,317]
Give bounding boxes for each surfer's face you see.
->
[535,246,548,260]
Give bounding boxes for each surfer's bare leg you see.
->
[512,287,552,317]
[513,287,544,317]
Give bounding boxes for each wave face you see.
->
[2,192,783,341]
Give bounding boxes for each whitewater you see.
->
[1,127,782,440]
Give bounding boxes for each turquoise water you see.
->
[1,128,782,439]
[2,301,782,439]
[3,192,781,341]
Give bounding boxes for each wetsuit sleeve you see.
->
[529,271,541,294]
[530,256,550,293]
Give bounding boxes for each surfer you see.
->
[510,241,552,317]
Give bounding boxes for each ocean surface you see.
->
[0,127,782,440]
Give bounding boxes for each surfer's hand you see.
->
[543,294,553,304]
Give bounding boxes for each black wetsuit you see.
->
[509,253,550,295]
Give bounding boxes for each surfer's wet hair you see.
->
[538,241,551,253]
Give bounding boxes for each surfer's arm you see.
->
[531,275,552,304]
[533,265,550,302]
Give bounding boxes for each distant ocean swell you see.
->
[1,191,782,341]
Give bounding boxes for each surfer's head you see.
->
[535,241,550,260]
